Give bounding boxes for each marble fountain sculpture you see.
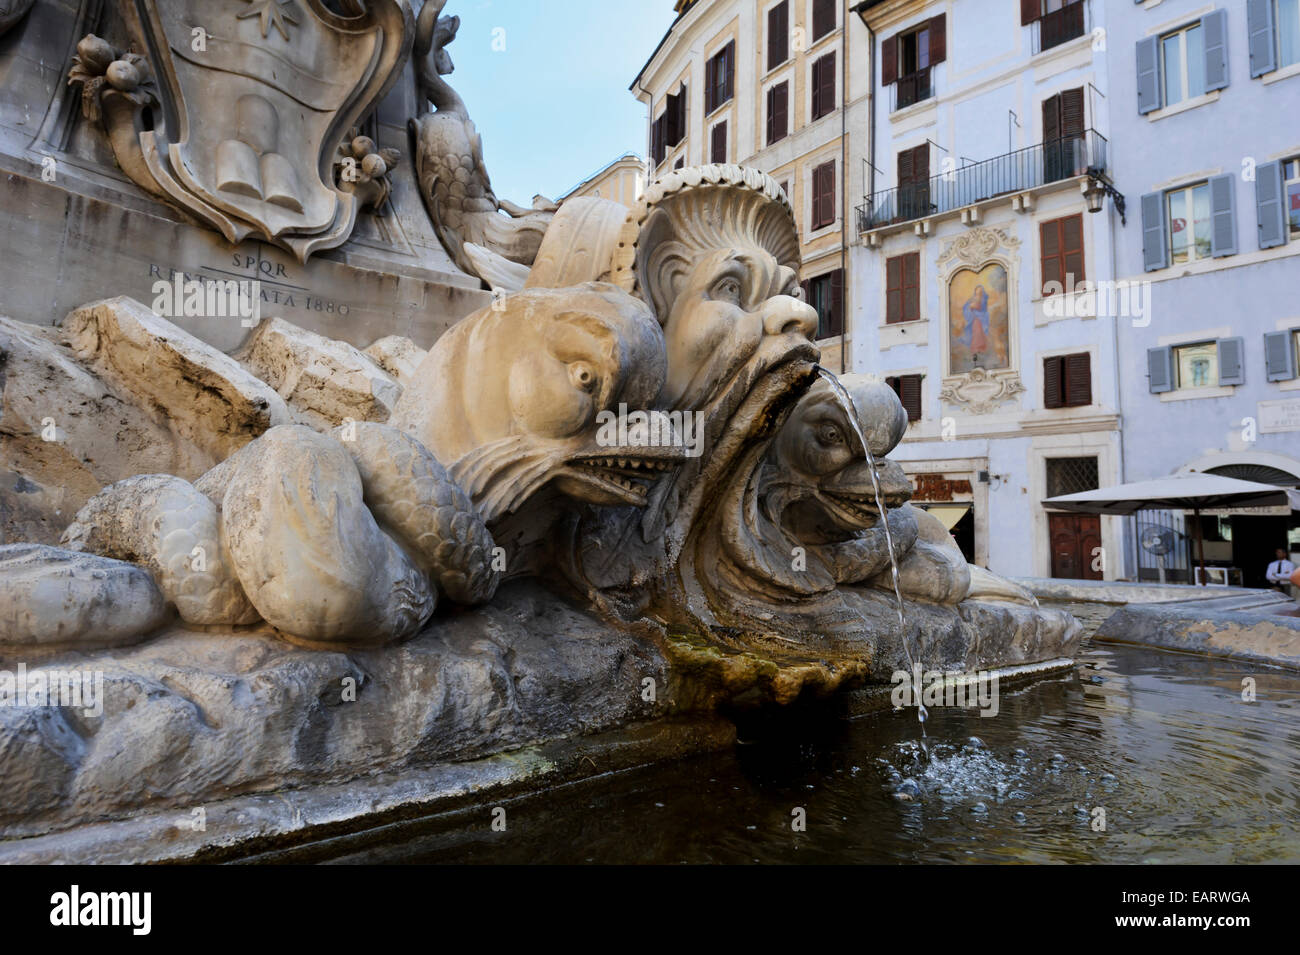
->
[0,1,1080,855]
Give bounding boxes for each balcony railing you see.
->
[893,68,932,111]
[856,129,1107,234]
[1035,1,1086,54]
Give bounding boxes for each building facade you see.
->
[632,0,871,369]
[1107,0,1300,586]
[559,153,649,208]
[848,0,1123,579]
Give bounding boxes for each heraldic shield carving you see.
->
[113,0,413,260]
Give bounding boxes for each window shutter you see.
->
[1255,160,1287,249]
[1062,213,1085,286]
[1021,0,1041,26]
[711,120,727,164]
[1264,331,1298,381]
[900,375,922,421]
[812,53,836,120]
[811,57,823,119]
[723,41,734,103]
[1141,191,1167,271]
[886,255,903,324]
[1043,356,1064,408]
[1042,93,1061,145]
[902,252,919,321]
[1201,9,1229,92]
[705,57,715,113]
[652,114,665,166]
[1247,0,1277,78]
[774,82,787,141]
[665,91,680,146]
[812,0,835,41]
[928,14,946,66]
[768,1,789,71]
[1216,337,1246,385]
[1060,87,1085,138]
[1209,173,1237,257]
[675,86,687,143]
[1136,37,1160,114]
[1066,353,1092,406]
[800,278,812,310]
[1040,219,1062,294]
[829,269,844,338]
[882,34,898,85]
[1147,346,1174,393]
[766,86,775,145]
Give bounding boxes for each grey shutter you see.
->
[1247,0,1277,78]
[1136,37,1160,114]
[1209,173,1237,257]
[1141,191,1168,271]
[1216,337,1245,385]
[1264,331,1298,381]
[1256,160,1287,249]
[1202,10,1229,92]
[1147,346,1174,393]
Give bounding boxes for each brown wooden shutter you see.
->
[1021,0,1041,25]
[828,268,844,337]
[900,375,922,421]
[768,1,788,70]
[1062,213,1085,286]
[882,34,898,85]
[705,56,715,113]
[767,82,788,145]
[812,0,835,41]
[813,52,836,120]
[766,86,775,145]
[1042,93,1061,145]
[902,251,919,321]
[652,114,665,166]
[1043,356,1064,408]
[899,144,928,185]
[1040,218,1062,294]
[886,254,903,324]
[928,14,946,65]
[1065,353,1092,406]
[1060,87,1085,138]
[723,41,734,103]
[811,57,822,120]
[711,120,727,164]
[812,161,835,229]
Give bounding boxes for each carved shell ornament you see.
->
[937,226,1020,268]
[939,367,1027,415]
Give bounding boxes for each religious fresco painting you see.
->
[948,263,1009,373]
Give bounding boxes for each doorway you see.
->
[1049,512,1102,579]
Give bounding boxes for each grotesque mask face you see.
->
[660,247,817,411]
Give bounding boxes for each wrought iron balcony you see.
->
[855,129,1108,234]
[893,68,932,111]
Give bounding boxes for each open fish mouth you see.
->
[560,446,686,506]
[820,488,909,530]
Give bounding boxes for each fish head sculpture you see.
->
[390,281,686,522]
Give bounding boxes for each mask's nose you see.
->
[760,295,819,338]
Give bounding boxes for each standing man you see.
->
[1265,548,1296,594]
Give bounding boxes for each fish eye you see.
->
[817,422,843,446]
[568,361,597,392]
[711,276,743,305]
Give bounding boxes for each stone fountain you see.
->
[0,1,1080,861]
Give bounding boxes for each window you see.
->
[665,86,686,150]
[1263,329,1299,381]
[811,159,836,230]
[897,143,930,220]
[1046,456,1098,498]
[779,180,790,198]
[1147,338,1245,393]
[1043,353,1092,408]
[1162,23,1206,107]
[1022,0,1085,52]
[1040,214,1085,295]
[1250,0,1300,76]
[886,375,923,422]
[1142,175,1236,269]
[811,0,836,42]
[802,269,844,339]
[881,16,945,109]
[1167,182,1212,264]
[1042,87,1085,182]
[1137,12,1228,114]
[710,120,727,164]
[651,114,666,167]
[885,252,920,324]
[705,41,734,113]
[811,52,836,121]
[767,1,789,71]
[674,156,685,170]
[1287,159,1300,236]
[766,82,789,145]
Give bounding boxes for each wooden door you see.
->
[1049,513,1103,579]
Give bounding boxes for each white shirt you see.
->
[1266,558,1295,583]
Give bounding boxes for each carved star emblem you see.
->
[238,0,299,41]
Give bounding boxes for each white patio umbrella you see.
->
[1043,472,1300,585]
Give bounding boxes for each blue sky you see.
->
[440,0,679,203]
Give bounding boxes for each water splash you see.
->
[814,366,930,742]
